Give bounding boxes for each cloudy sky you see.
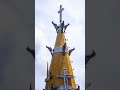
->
[35,0,85,90]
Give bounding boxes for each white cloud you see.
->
[35,0,85,90]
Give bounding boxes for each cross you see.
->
[57,69,74,90]
[58,5,64,25]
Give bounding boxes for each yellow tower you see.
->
[44,5,80,90]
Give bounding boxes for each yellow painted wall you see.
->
[45,32,76,89]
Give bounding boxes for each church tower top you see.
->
[52,5,69,34]
[44,5,80,90]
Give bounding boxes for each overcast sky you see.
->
[35,0,85,90]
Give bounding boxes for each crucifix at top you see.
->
[57,69,74,90]
[58,5,64,25]
[52,5,69,33]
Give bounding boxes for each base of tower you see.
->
[44,85,80,90]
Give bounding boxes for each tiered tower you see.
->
[44,5,80,90]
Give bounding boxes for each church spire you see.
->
[44,5,80,90]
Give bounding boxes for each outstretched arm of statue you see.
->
[91,50,96,57]
[26,46,35,59]
[52,21,59,32]
[46,46,53,56]
[64,23,69,32]
[85,50,96,65]
[69,48,75,55]
[46,46,53,52]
